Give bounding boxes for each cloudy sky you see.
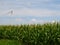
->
[0,0,60,25]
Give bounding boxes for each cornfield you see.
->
[0,23,60,45]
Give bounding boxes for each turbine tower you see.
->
[10,10,13,15]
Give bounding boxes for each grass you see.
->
[0,39,22,45]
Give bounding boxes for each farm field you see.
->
[0,23,60,45]
[0,39,21,45]
[0,0,60,45]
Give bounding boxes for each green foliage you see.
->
[0,39,21,45]
[0,23,60,45]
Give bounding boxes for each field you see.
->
[0,23,60,45]
[0,39,21,45]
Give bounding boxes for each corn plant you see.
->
[0,23,60,45]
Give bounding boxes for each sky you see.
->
[0,0,60,25]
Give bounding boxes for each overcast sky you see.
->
[0,0,60,25]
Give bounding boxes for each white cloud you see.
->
[28,18,58,24]
[31,19,36,22]
[12,8,60,16]
[28,19,48,24]
[0,8,60,16]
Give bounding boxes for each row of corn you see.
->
[0,23,60,45]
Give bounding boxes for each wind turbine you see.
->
[1,9,14,16]
[7,9,14,16]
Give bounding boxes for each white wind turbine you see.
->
[7,9,14,16]
[1,9,14,16]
